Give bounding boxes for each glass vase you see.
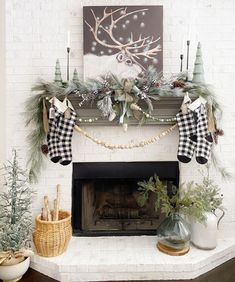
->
[157,213,191,251]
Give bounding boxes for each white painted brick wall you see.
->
[3,0,235,238]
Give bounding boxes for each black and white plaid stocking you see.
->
[194,105,213,164]
[47,106,62,163]
[176,110,197,163]
[57,109,77,166]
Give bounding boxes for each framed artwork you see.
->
[83,6,163,79]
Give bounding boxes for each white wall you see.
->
[0,0,6,162]
[2,0,235,237]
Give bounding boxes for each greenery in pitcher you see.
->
[137,166,224,223]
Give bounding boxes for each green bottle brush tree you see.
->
[0,150,34,266]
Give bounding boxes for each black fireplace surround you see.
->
[72,161,179,236]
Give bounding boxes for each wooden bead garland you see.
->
[74,124,177,150]
[131,103,177,123]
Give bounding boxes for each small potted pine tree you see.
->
[0,150,33,282]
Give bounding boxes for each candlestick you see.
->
[67,31,71,48]
[180,36,184,56]
[67,47,70,81]
[180,54,183,72]
[186,40,190,81]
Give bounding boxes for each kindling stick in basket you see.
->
[53,199,57,221]
[54,184,61,221]
[44,195,52,221]
[41,207,47,221]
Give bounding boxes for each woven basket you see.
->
[33,210,72,257]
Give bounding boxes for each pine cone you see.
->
[216,128,224,136]
[172,80,186,88]
[41,144,49,155]
[213,128,224,144]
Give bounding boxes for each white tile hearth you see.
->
[30,236,235,282]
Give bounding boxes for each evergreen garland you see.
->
[24,81,66,182]
[24,67,225,183]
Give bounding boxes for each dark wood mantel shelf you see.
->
[69,96,186,126]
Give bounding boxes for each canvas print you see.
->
[83,6,163,79]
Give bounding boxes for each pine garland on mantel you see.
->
[25,66,223,183]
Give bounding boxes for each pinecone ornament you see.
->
[172,80,186,88]
[41,144,49,155]
[213,128,224,144]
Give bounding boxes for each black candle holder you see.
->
[186,40,190,81]
[67,47,70,81]
[180,54,183,72]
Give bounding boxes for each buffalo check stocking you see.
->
[47,105,62,163]
[176,110,197,163]
[194,105,213,164]
[57,109,77,165]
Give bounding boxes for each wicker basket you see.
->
[33,210,72,257]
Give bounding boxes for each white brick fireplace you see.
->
[1,0,235,281]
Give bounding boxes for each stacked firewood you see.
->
[41,184,61,221]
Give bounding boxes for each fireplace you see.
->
[72,162,179,236]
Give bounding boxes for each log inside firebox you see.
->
[81,181,164,232]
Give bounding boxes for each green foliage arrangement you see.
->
[0,150,33,265]
[138,167,224,223]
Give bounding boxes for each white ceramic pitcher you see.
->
[190,209,225,250]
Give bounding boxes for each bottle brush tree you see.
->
[192,42,205,84]
[54,59,63,86]
[0,150,34,266]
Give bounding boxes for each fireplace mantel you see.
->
[70,96,188,126]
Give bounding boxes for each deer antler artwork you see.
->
[84,6,162,72]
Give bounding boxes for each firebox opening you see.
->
[72,162,179,236]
